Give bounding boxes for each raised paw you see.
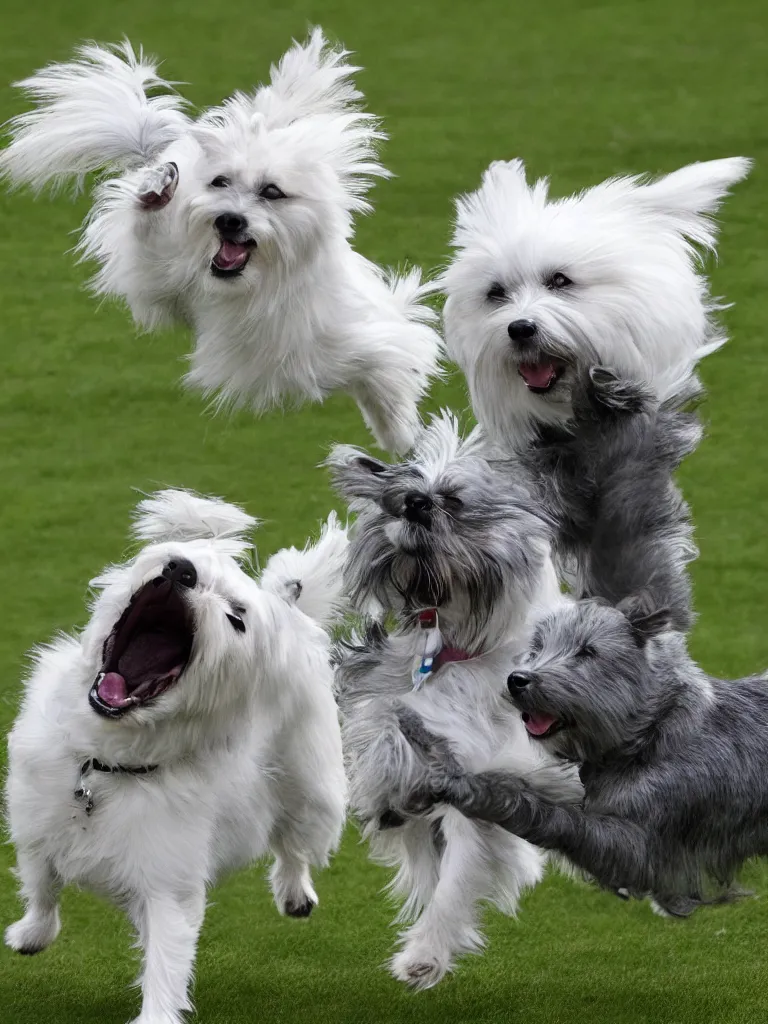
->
[584,366,653,417]
[390,946,450,990]
[137,161,179,210]
[5,908,61,955]
[395,706,463,776]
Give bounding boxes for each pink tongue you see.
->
[97,672,130,708]
[215,241,249,270]
[523,711,557,736]
[519,361,557,389]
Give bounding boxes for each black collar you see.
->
[81,757,158,776]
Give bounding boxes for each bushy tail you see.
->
[385,266,440,325]
[0,40,189,192]
[261,512,349,629]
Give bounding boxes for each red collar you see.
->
[432,646,473,672]
[416,608,472,674]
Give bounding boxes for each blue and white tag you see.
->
[412,608,443,691]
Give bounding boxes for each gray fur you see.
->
[397,596,768,916]
[330,413,581,987]
[508,367,702,631]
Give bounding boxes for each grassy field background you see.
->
[1,1,767,1022]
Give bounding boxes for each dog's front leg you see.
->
[4,847,62,955]
[390,809,488,990]
[439,771,653,896]
[128,888,206,1024]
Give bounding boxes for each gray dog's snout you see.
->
[215,213,248,237]
[404,492,433,527]
[508,670,533,691]
[162,558,197,589]
[507,319,538,342]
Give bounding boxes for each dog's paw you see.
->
[270,857,318,919]
[390,946,450,990]
[4,908,60,955]
[137,162,179,210]
[284,897,315,919]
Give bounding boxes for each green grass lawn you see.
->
[1,0,767,1021]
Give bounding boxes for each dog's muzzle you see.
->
[211,213,257,278]
[88,571,195,718]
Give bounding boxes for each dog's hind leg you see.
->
[4,847,62,955]
[128,887,206,1024]
[390,809,490,990]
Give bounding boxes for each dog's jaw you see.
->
[88,578,195,718]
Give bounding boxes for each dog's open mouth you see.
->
[518,360,566,394]
[88,579,195,718]
[211,240,256,278]
[521,711,560,739]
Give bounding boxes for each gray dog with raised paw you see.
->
[397,594,768,918]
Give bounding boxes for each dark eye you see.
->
[530,632,544,655]
[210,175,231,188]
[259,183,287,200]
[576,644,596,659]
[547,272,572,290]
[487,282,506,302]
[440,493,464,514]
[226,606,246,633]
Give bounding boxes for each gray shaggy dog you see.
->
[511,367,702,631]
[328,413,580,989]
[397,595,768,918]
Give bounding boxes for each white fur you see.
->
[442,156,751,447]
[4,491,348,1024]
[0,31,442,453]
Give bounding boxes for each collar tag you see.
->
[412,609,443,691]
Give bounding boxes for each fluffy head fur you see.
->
[4,489,347,1024]
[442,156,751,446]
[0,31,442,453]
[329,411,557,650]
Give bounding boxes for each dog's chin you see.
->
[88,579,194,719]
[210,239,256,279]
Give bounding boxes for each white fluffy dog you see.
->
[442,156,750,447]
[0,30,442,453]
[330,415,580,988]
[4,490,348,1024]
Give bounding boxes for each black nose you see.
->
[403,492,433,525]
[215,213,248,237]
[507,319,538,342]
[508,671,532,691]
[162,558,197,589]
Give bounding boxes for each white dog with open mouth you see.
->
[4,490,348,1024]
[0,30,442,453]
[441,156,750,448]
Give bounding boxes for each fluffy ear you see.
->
[260,511,349,629]
[132,489,257,544]
[325,445,390,503]
[635,157,751,250]
[617,594,673,647]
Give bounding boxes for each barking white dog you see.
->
[441,156,750,447]
[4,490,348,1024]
[0,30,442,453]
